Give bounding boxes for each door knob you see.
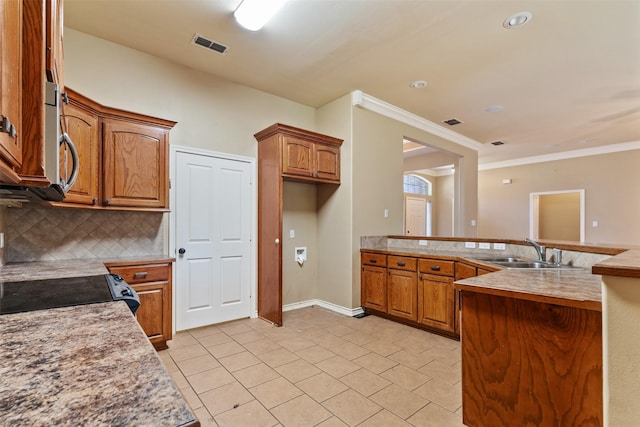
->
[178,248,186,255]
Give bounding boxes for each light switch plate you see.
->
[493,243,506,250]
[419,240,428,246]
[465,242,476,249]
[479,242,491,249]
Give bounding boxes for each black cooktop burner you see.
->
[0,275,114,315]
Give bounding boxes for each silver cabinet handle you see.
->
[134,272,148,279]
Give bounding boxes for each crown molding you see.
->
[479,140,640,171]
[351,90,483,152]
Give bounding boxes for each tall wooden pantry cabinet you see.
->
[254,123,342,325]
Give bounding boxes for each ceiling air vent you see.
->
[192,33,229,55]
[443,118,462,126]
[491,141,505,146]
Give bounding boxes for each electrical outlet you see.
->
[465,242,476,249]
[493,243,506,250]
[419,240,428,246]
[479,242,491,249]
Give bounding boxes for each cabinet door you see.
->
[102,119,169,209]
[131,281,170,350]
[418,274,455,333]
[455,262,477,281]
[387,269,417,321]
[361,265,387,312]
[61,101,100,205]
[107,262,172,351]
[282,136,314,178]
[0,0,23,174]
[314,143,340,182]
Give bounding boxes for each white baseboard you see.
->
[283,299,364,317]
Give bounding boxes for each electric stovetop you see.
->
[0,275,115,315]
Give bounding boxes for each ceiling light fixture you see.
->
[503,11,532,29]
[234,0,289,31]
[410,80,427,89]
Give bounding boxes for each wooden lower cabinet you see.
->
[360,251,502,338]
[361,265,387,312]
[106,260,173,351]
[387,269,417,321]
[418,274,455,333]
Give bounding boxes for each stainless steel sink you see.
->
[471,256,583,269]
[473,256,528,263]
[492,260,583,269]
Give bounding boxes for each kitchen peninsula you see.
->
[361,235,622,427]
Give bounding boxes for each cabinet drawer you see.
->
[418,259,455,276]
[108,264,170,284]
[388,256,417,271]
[361,252,387,267]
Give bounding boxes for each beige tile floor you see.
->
[158,307,465,427]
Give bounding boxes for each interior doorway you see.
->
[530,189,585,242]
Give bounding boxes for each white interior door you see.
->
[175,151,252,330]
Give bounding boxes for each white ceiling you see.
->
[64,0,640,166]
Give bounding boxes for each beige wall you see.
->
[282,182,318,305]
[316,95,354,308]
[602,275,640,426]
[65,29,316,159]
[435,174,454,237]
[478,150,640,245]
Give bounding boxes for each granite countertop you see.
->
[592,249,640,278]
[454,269,602,311]
[0,301,198,426]
[0,256,176,282]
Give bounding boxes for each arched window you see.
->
[403,174,432,196]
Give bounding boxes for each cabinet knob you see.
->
[104,198,111,206]
[92,197,98,205]
[275,238,280,245]
[178,248,186,255]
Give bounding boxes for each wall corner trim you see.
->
[350,90,483,152]
[283,299,364,318]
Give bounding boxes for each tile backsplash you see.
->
[6,205,165,262]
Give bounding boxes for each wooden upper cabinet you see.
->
[102,118,169,209]
[45,0,63,89]
[61,96,100,205]
[282,136,313,177]
[56,88,175,211]
[0,0,23,180]
[256,123,343,185]
[315,143,340,181]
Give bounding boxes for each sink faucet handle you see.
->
[552,248,562,266]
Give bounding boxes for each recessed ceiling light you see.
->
[485,105,503,113]
[503,11,532,29]
[410,80,428,89]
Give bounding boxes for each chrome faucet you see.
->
[524,238,546,262]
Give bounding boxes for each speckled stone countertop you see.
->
[454,269,602,311]
[592,249,640,278]
[0,301,198,426]
[0,256,175,282]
